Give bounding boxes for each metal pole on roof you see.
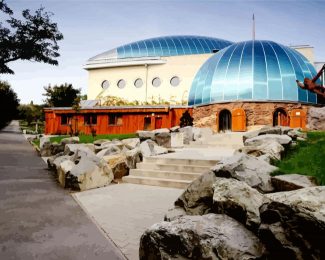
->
[253,14,255,41]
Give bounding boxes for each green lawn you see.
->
[50,133,137,144]
[274,131,325,185]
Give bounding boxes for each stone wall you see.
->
[193,102,312,131]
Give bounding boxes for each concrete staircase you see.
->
[188,132,244,149]
[122,157,218,189]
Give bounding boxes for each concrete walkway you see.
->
[74,184,183,260]
[0,121,125,260]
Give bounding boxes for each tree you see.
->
[43,83,81,107]
[0,0,63,74]
[0,81,19,128]
[18,102,44,126]
[180,110,194,128]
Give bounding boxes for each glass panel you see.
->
[184,37,198,54]
[117,46,125,58]
[180,37,192,55]
[238,41,253,99]
[171,37,185,55]
[224,42,245,101]
[193,60,210,105]
[151,39,163,56]
[204,38,216,52]
[158,38,170,56]
[145,40,155,56]
[137,40,148,56]
[129,43,140,57]
[262,41,282,100]
[165,37,178,55]
[253,41,268,100]
[188,75,198,106]
[198,38,210,53]
[283,47,307,102]
[123,44,132,58]
[201,58,216,103]
[191,37,204,53]
[272,43,297,101]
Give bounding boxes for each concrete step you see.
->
[143,157,218,166]
[136,162,212,173]
[129,169,202,181]
[122,175,191,189]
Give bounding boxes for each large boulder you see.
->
[103,154,128,179]
[178,126,193,144]
[271,174,317,192]
[121,138,140,150]
[51,155,71,171]
[136,130,155,141]
[47,152,64,169]
[243,129,260,143]
[175,171,216,215]
[140,214,266,260]
[93,139,110,146]
[192,127,213,142]
[96,145,121,158]
[170,126,180,132]
[236,140,284,162]
[57,160,75,188]
[40,136,50,149]
[124,148,142,169]
[307,106,325,130]
[212,178,267,231]
[50,143,65,156]
[153,128,170,135]
[212,154,276,193]
[258,126,282,136]
[244,134,292,146]
[64,143,95,156]
[139,140,168,157]
[66,152,113,191]
[60,136,79,145]
[40,141,53,157]
[154,132,171,148]
[259,187,325,259]
[287,129,307,141]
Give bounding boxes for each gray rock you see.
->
[124,148,142,169]
[40,136,50,149]
[280,126,292,135]
[192,127,213,142]
[171,132,184,148]
[50,143,65,156]
[93,139,110,146]
[154,132,171,148]
[170,126,180,132]
[139,140,168,157]
[175,171,216,215]
[103,154,129,179]
[47,152,64,169]
[60,136,79,145]
[307,106,325,130]
[66,153,113,191]
[40,141,53,157]
[136,130,155,141]
[164,207,187,222]
[57,160,75,188]
[271,174,318,192]
[178,126,193,144]
[258,126,282,136]
[121,138,140,150]
[52,155,72,171]
[140,214,266,260]
[245,134,292,146]
[259,187,325,259]
[212,178,267,231]
[64,143,95,156]
[96,145,121,158]
[236,140,284,161]
[212,154,276,193]
[153,128,170,135]
[243,129,260,143]
[287,129,307,140]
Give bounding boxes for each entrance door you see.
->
[155,117,162,129]
[144,117,151,130]
[218,109,232,132]
[290,109,306,129]
[273,108,289,126]
[232,108,246,132]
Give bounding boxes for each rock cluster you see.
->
[308,106,325,130]
[140,126,324,260]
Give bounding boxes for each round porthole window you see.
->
[101,80,110,89]
[170,76,180,87]
[152,77,161,87]
[134,78,143,88]
[117,79,126,89]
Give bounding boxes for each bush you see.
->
[0,81,19,128]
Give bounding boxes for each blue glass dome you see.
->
[89,36,233,61]
[189,40,320,106]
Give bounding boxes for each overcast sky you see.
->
[1,0,325,104]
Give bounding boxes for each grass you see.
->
[49,133,137,144]
[273,131,325,185]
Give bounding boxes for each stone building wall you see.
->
[193,101,312,131]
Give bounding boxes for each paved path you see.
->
[0,121,125,260]
[74,184,183,260]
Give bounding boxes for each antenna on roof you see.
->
[252,14,255,41]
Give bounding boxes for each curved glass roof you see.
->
[89,35,233,61]
[189,40,320,106]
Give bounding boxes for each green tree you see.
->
[0,0,63,74]
[180,110,194,128]
[18,102,44,126]
[0,81,19,128]
[43,83,81,107]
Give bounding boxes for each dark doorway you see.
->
[144,117,151,130]
[218,109,232,132]
[273,108,289,126]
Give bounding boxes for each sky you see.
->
[1,0,325,104]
